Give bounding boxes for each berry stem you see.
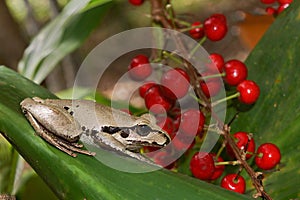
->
[215,160,241,166]
[190,36,207,57]
[215,140,226,158]
[151,57,163,63]
[212,92,240,107]
[233,173,242,183]
[180,24,203,32]
[198,72,225,80]
[174,18,191,27]
[162,51,183,65]
[189,93,208,107]
[227,112,239,126]
[165,3,176,27]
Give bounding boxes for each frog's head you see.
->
[101,113,170,150]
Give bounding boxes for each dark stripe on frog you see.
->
[101,126,121,134]
[102,125,159,137]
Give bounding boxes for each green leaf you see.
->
[18,0,113,84]
[228,2,300,199]
[0,135,13,193]
[0,66,250,199]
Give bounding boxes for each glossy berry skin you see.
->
[278,0,293,4]
[277,3,290,14]
[190,152,215,180]
[208,53,224,72]
[265,7,276,15]
[128,55,152,81]
[209,153,225,180]
[172,113,181,133]
[200,78,222,98]
[227,132,255,160]
[128,0,144,6]
[204,14,228,41]
[255,143,281,170]
[139,82,156,98]
[179,109,205,136]
[200,71,222,98]
[144,85,174,114]
[223,60,248,86]
[189,21,205,39]
[172,131,195,151]
[260,0,276,4]
[161,68,190,99]
[237,80,260,104]
[221,174,246,194]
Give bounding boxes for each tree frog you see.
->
[20,97,170,163]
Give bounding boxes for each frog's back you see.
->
[69,99,138,128]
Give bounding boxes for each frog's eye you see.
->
[136,124,152,136]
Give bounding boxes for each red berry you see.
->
[260,0,276,4]
[227,132,255,160]
[190,152,215,180]
[156,116,175,135]
[237,80,260,104]
[144,85,174,114]
[208,53,224,72]
[278,0,293,4]
[265,7,276,15]
[161,68,190,99]
[221,174,246,194]
[172,132,195,151]
[172,113,181,132]
[277,3,290,14]
[179,109,205,136]
[223,60,248,86]
[209,153,225,180]
[189,21,205,39]
[128,55,152,81]
[139,82,156,98]
[200,71,222,98]
[204,14,228,41]
[200,80,222,98]
[128,0,144,6]
[255,143,281,170]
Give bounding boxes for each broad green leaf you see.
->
[0,66,250,199]
[0,135,13,193]
[227,1,300,199]
[18,0,113,84]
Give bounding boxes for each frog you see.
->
[20,97,170,163]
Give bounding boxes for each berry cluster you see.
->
[189,14,227,41]
[127,52,280,194]
[261,0,293,15]
[129,53,260,106]
[126,1,282,199]
[189,136,281,193]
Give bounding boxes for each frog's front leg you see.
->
[24,111,95,157]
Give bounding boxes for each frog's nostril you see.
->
[120,131,129,138]
[64,106,69,110]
